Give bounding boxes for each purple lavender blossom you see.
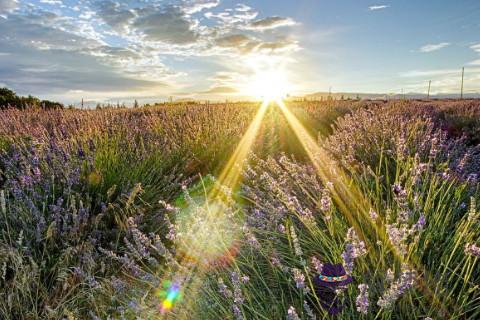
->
[342,243,356,274]
[377,264,417,309]
[465,243,480,258]
[217,277,232,298]
[287,306,300,320]
[342,228,367,274]
[356,284,369,315]
[290,225,303,257]
[303,301,317,320]
[231,272,245,319]
[392,184,407,198]
[369,208,378,221]
[292,268,306,290]
[311,256,323,274]
[320,190,332,213]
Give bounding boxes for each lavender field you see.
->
[0,99,479,319]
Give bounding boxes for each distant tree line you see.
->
[0,87,64,110]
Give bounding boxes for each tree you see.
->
[0,87,63,110]
[133,99,139,108]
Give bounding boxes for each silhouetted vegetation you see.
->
[0,87,63,110]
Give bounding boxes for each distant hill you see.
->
[300,91,480,101]
[0,87,63,109]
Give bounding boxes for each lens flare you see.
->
[174,197,242,269]
[157,281,182,314]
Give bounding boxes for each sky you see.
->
[0,0,479,104]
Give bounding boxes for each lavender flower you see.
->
[292,268,306,290]
[392,184,407,199]
[411,214,426,234]
[290,225,303,257]
[356,284,369,315]
[303,301,317,320]
[231,272,245,319]
[164,215,176,241]
[467,197,477,222]
[377,264,417,309]
[342,244,356,275]
[465,243,480,258]
[311,256,323,274]
[386,269,394,284]
[218,278,232,298]
[320,190,332,213]
[342,228,367,274]
[287,306,301,320]
[0,190,5,214]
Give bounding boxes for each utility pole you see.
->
[427,80,431,99]
[460,67,465,99]
[81,98,84,109]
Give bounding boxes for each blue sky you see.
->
[0,0,479,104]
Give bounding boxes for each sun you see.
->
[248,68,291,102]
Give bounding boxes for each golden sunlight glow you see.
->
[158,101,271,318]
[274,99,451,317]
[156,98,451,318]
[247,69,291,101]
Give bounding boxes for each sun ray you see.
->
[275,98,451,317]
[215,99,270,191]
[156,100,270,318]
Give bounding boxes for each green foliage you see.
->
[0,99,479,319]
[0,87,63,109]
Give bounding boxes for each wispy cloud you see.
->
[400,67,480,94]
[368,5,389,11]
[244,16,296,31]
[419,42,450,53]
[400,68,461,78]
[470,43,480,53]
[469,44,480,65]
[0,0,17,14]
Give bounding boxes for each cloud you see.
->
[204,7,258,25]
[400,67,480,93]
[133,6,198,44]
[40,0,62,5]
[419,42,450,53]
[96,1,135,32]
[400,68,462,78]
[0,0,300,101]
[256,39,299,53]
[183,0,220,15]
[0,13,102,51]
[0,11,167,97]
[0,42,163,95]
[0,0,17,14]
[214,33,299,55]
[471,43,480,53]
[235,4,252,12]
[368,5,389,11]
[200,86,238,94]
[245,16,296,31]
[216,34,252,47]
[468,44,480,65]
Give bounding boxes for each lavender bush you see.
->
[0,100,479,319]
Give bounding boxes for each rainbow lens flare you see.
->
[157,281,182,314]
